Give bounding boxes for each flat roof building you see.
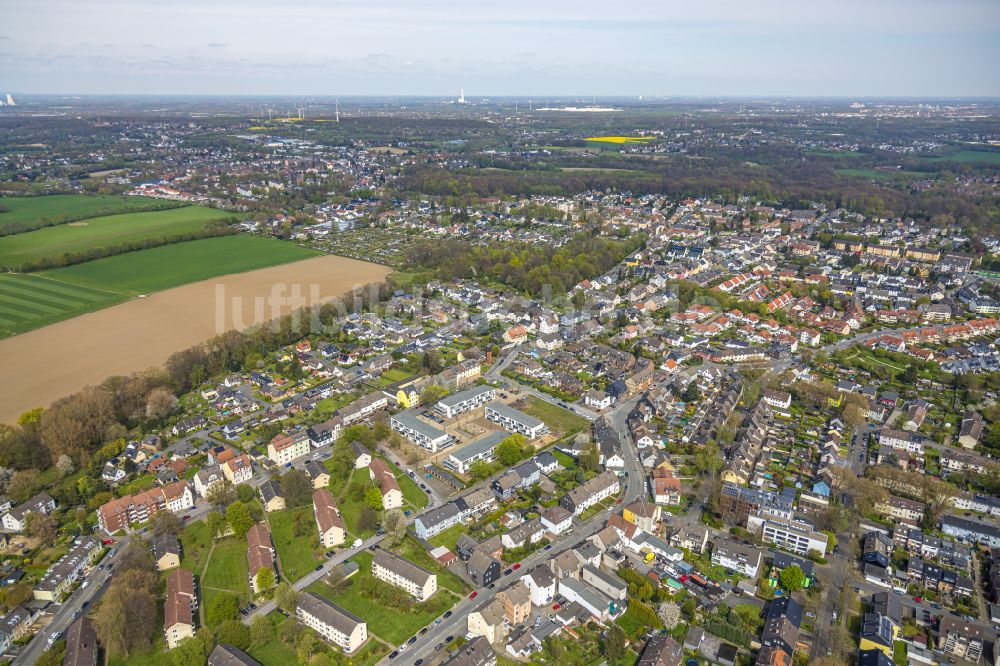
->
[443,431,510,474]
[485,403,548,440]
[436,385,497,418]
[390,410,453,452]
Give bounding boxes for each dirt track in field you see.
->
[0,255,391,423]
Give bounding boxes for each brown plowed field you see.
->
[0,255,391,423]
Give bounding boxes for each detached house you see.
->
[151,533,181,571]
[259,479,286,513]
[303,460,331,489]
[222,454,254,485]
[194,465,225,498]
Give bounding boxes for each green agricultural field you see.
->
[921,150,1000,164]
[0,194,168,232]
[806,149,864,157]
[835,168,924,180]
[42,235,320,293]
[0,205,227,268]
[0,236,320,338]
[0,273,125,337]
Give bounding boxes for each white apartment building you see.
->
[485,403,549,440]
[759,517,829,556]
[710,542,762,578]
[435,385,496,419]
[296,592,368,653]
[372,550,437,602]
[390,410,452,452]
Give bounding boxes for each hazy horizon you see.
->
[3,0,1000,97]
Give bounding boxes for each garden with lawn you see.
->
[306,551,454,646]
[267,506,324,582]
[200,537,252,623]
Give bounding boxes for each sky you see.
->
[3,0,999,97]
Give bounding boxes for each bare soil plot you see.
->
[0,255,390,423]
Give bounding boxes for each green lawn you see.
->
[248,615,388,666]
[201,538,250,602]
[107,638,175,666]
[0,205,228,267]
[520,396,589,435]
[375,367,417,388]
[41,235,320,293]
[337,491,375,540]
[246,613,299,665]
[0,194,170,232]
[267,506,323,582]
[179,520,213,572]
[0,272,124,337]
[398,472,429,509]
[616,610,647,638]
[306,551,453,645]
[427,523,468,552]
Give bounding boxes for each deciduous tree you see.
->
[383,508,406,547]
[226,501,254,539]
[280,469,312,508]
[364,486,384,510]
[150,510,181,536]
